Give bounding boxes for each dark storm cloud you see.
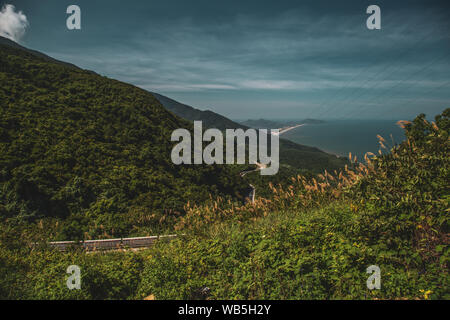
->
[3,0,450,119]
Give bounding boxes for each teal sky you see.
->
[2,0,450,120]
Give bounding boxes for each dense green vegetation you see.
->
[1,110,448,299]
[0,38,347,242]
[0,38,250,239]
[0,36,447,300]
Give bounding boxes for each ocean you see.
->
[281,120,407,161]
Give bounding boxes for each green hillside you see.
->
[0,37,249,237]
[0,37,447,300]
[1,109,448,299]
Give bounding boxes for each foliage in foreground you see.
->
[0,110,448,299]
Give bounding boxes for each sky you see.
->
[1,0,449,120]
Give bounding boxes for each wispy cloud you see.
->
[0,4,29,42]
[37,2,449,119]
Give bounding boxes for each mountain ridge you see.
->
[151,92,248,131]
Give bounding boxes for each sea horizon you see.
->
[280,119,407,161]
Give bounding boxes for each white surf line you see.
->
[271,123,305,136]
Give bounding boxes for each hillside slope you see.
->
[1,110,447,299]
[0,37,248,236]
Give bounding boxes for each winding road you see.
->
[239,123,305,203]
[239,165,262,203]
[240,123,304,203]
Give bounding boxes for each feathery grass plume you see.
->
[431,121,439,131]
[319,183,326,193]
[326,171,335,181]
[312,178,319,192]
[377,135,387,149]
[364,152,371,165]
[358,163,369,175]
[396,120,411,129]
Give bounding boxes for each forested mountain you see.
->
[153,93,347,173]
[0,37,249,233]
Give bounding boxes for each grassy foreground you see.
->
[0,110,448,299]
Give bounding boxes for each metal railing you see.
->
[46,234,178,252]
